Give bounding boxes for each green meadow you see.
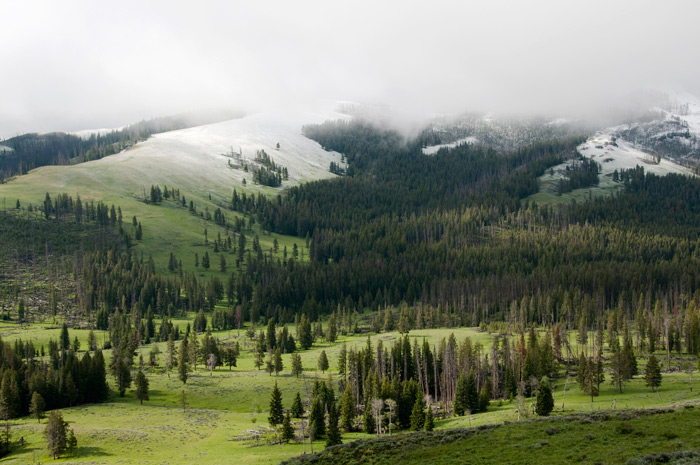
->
[0,319,699,464]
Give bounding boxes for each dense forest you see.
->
[216,121,700,340]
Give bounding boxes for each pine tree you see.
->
[45,411,75,459]
[178,340,189,384]
[60,323,70,351]
[535,377,554,416]
[202,251,210,270]
[454,371,468,416]
[29,392,45,423]
[282,411,295,443]
[135,370,149,405]
[188,330,198,370]
[424,406,434,431]
[325,401,342,446]
[274,348,283,375]
[465,371,479,414]
[340,385,355,431]
[269,382,284,427]
[291,353,303,377]
[318,350,329,373]
[609,335,626,393]
[363,395,375,434]
[645,354,662,392]
[298,315,313,350]
[622,335,638,379]
[326,313,337,342]
[291,392,304,418]
[576,352,588,390]
[310,397,326,438]
[410,396,425,431]
[478,381,491,413]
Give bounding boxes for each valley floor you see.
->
[1,323,699,464]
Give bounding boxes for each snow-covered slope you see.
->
[579,132,690,177]
[60,110,347,199]
[612,89,700,166]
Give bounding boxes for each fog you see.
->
[1,0,699,138]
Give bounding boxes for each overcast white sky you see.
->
[1,0,699,138]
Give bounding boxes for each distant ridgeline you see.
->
[0,111,241,182]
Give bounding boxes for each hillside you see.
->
[281,408,700,465]
[0,110,345,275]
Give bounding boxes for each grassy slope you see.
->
[282,408,700,465]
[0,147,307,278]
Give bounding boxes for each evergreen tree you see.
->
[29,392,45,423]
[410,396,425,431]
[60,323,70,351]
[269,381,284,427]
[291,392,304,418]
[609,335,625,393]
[310,397,326,438]
[202,251,210,270]
[340,385,355,431]
[298,315,313,350]
[622,335,638,379]
[282,411,295,443]
[535,377,554,416]
[424,406,434,431]
[454,371,468,416]
[326,401,342,446]
[291,353,303,377]
[645,354,662,392]
[326,313,337,342]
[478,381,491,413]
[465,371,479,414]
[45,411,75,459]
[178,340,189,384]
[135,370,149,405]
[363,395,375,434]
[266,318,277,350]
[274,348,283,375]
[318,350,329,373]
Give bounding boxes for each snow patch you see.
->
[422,136,478,155]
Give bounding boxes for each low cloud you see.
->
[1,0,698,138]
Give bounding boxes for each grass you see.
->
[282,408,700,465]
[0,157,308,281]
[1,320,699,464]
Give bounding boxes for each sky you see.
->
[1,0,699,138]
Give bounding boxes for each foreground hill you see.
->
[282,408,700,465]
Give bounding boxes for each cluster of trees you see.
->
[252,150,288,187]
[328,161,345,175]
[0,326,109,423]
[261,318,669,448]
[556,156,600,194]
[174,327,240,384]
